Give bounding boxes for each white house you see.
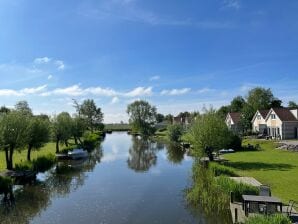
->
[265,108,298,139]
[251,110,270,134]
[225,112,241,133]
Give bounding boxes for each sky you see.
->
[0,0,298,123]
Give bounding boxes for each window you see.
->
[257,115,261,120]
[271,114,276,119]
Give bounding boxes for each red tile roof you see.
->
[229,112,241,123]
[271,108,298,121]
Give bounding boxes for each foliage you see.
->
[0,111,30,169]
[239,103,255,133]
[167,124,183,142]
[127,100,157,136]
[60,145,80,154]
[164,114,174,124]
[166,143,185,164]
[245,214,291,224]
[0,106,10,114]
[185,109,232,158]
[51,112,73,152]
[104,123,131,131]
[230,96,246,112]
[217,105,231,119]
[15,154,56,173]
[156,113,165,123]
[82,132,101,152]
[15,100,33,116]
[0,176,12,193]
[216,175,259,201]
[79,99,104,131]
[71,116,87,144]
[246,87,276,112]
[226,133,242,150]
[209,162,237,177]
[26,117,50,161]
[288,100,298,108]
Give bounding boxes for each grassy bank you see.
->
[104,123,131,131]
[0,143,56,171]
[224,139,298,202]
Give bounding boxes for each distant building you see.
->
[225,112,242,133]
[172,116,190,125]
[251,110,270,134]
[264,108,298,139]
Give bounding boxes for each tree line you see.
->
[0,99,104,170]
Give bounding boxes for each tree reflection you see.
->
[127,136,160,172]
[166,143,185,164]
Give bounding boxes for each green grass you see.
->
[0,143,56,171]
[224,139,298,202]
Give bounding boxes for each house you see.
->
[225,112,242,133]
[265,108,298,139]
[172,115,190,125]
[251,110,270,134]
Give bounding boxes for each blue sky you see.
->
[0,0,298,122]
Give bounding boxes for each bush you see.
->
[0,176,12,193]
[245,214,291,224]
[15,154,56,173]
[82,132,100,151]
[226,133,242,150]
[209,162,237,177]
[216,176,259,201]
[167,124,183,142]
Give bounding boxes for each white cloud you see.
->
[124,86,152,97]
[111,96,119,104]
[55,60,65,70]
[34,57,51,64]
[0,85,47,96]
[85,87,117,96]
[161,88,191,96]
[222,0,240,10]
[197,87,215,94]
[149,75,160,81]
[47,75,53,80]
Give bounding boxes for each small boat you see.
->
[68,149,88,160]
[219,149,235,154]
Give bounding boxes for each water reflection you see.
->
[127,136,160,172]
[166,143,185,164]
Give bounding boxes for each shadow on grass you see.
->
[226,161,295,171]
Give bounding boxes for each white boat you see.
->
[68,149,88,160]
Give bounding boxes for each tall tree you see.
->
[127,100,157,136]
[164,114,174,124]
[240,104,255,133]
[26,117,50,161]
[230,96,246,112]
[79,99,104,131]
[52,112,73,153]
[71,116,86,145]
[246,87,274,112]
[0,111,29,169]
[15,100,32,116]
[288,101,298,108]
[0,106,10,114]
[156,113,165,123]
[217,105,231,119]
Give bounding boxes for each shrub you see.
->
[167,124,183,142]
[15,154,56,173]
[82,132,100,151]
[209,162,237,177]
[216,176,259,201]
[245,214,291,224]
[226,133,242,150]
[0,176,12,193]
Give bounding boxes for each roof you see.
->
[228,112,241,124]
[259,110,270,119]
[267,108,298,122]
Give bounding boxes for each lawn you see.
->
[224,139,298,202]
[0,143,56,171]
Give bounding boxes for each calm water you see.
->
[0,132,225,224]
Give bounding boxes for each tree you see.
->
[185,109,232,160]
[288,101,298,108]
[126,100,157,136]
[79,99,104,131]
[15,100,32,116]
[156,113,164,123]
[240,104,255,133]
[270,98,283,108]
[164,114,174,124]
[217,105,231,119]
[246,87,274,112]
[52,112,73,153]
[25,117,50,161]
[0,106,10,114]
[0,111,29,169]
[230,96,245,112]
[167,124,183,142]
[71,116,87,145]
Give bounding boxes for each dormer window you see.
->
[257,115,261,120]
[271,114,276,119]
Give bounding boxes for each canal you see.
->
[0,132,226,224]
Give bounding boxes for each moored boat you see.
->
[67,149,88,160]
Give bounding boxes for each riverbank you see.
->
[224,139,298,202]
